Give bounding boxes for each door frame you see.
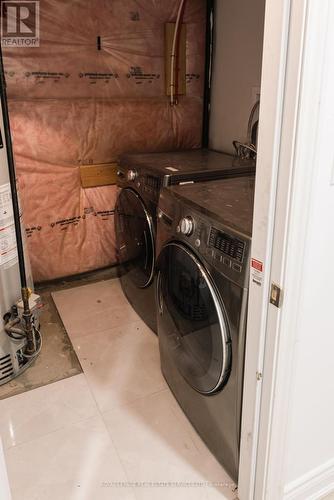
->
[254,0,334,498]
[238,0,331,497]
[238,0,295,495]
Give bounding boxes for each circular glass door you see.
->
[157,242,231,394]
[115,188,155,288]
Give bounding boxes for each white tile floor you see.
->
[1,279,237,500]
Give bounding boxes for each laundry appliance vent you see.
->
[0,353,14,381]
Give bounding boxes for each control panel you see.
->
[117,166,161,204]
[209,228,245,263]
[161,212,249,286]
[157,191,251,287]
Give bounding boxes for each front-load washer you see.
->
[155,175,255,482]
[115,149,255,334]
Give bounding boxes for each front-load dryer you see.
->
[155,175,255,482]
[115,149,255,334]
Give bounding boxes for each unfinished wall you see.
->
[209,0,265,154]
[3,0,206,281]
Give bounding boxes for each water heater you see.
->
[0,83,41,385]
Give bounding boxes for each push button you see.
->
[223,257,231,268]
[232,263,242,273]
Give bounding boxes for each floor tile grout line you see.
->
[1,374,102,452]
[3,411,102,453]
[100,386,170,417]
[0,371,84,403]
[77,354,173,500]
[50,277,122,295]
[51,289,121,299]
[98,396,154,500]
[98,389,235,500]
[78,371,139,499]
[63,316,146,345]
[99,411,137,496]
[79,361,169,418]
[167,396,237,493]
[52,280,167,419]
[51,279,150,360]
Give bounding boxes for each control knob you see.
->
[127,169,137,182]
[179,216,194,236]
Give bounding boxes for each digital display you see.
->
[209,227,245,263]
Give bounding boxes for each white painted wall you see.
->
[209,0,266,153]
[285,169,334,491]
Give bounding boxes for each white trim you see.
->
[284,459,334,500]
[253,0,333,497]
[254,0,312,495]
[238,0,292,496]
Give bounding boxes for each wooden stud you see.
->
[79,163,118,188]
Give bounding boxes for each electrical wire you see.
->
[174,0,187,103]
[233,141,257,155]
[233,100,260,159]
[247,100,260,144]
[170,0,186,106]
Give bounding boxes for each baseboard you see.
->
[284,458,334,500]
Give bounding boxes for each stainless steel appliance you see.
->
[155,175,255,481]
[115,149,255,333]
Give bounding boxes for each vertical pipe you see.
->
[0,50,27,289]
[202,0,215,148]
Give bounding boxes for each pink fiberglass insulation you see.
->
[3,0,206,281]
